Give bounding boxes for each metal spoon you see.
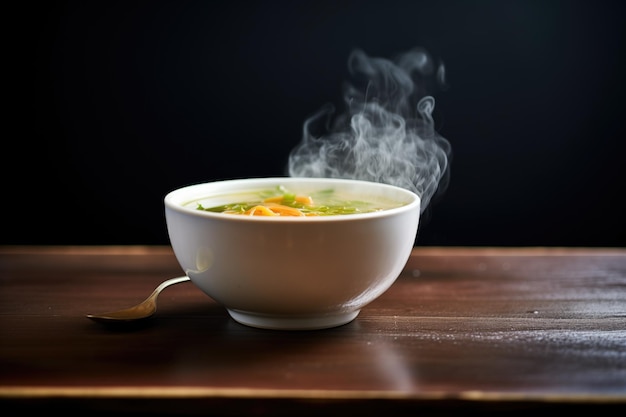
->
[86,276,191,323]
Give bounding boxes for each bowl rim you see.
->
[164,177,421,222]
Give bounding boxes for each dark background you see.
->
[6,0,626,247]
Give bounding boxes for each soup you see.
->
[191,185,406,217]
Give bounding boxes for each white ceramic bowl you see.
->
[164,177,420,330]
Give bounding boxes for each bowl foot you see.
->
[227,309,360,330]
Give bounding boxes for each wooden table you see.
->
[1,246,625,415]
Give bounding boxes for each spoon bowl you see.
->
[86,276,190,323]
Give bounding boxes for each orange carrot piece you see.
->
[263,195,314,206]
[264,203,305,216]
[245,205,279,216]
[295,195,314,205]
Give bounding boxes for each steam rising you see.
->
[288,48,451,212]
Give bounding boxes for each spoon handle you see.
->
[153,275,191,294]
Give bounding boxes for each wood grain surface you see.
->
[1,246,624,415]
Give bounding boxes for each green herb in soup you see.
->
[195,185,404,216]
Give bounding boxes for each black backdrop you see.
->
[6,0,626,247]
